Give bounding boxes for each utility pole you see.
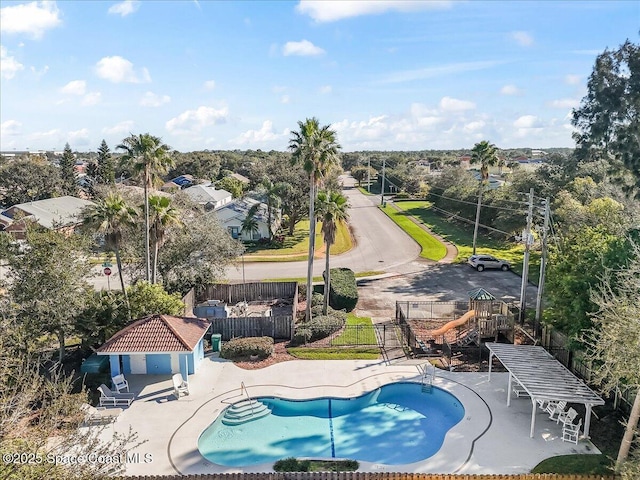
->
[472,187,483,255]
[380,158,386,206]
[367,157,371,193]
[519,188,535,323]
[534,197,550,339]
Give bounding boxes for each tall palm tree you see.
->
[289,118,341,322]
[240,203,260,240]
[470,140,499,254]
[117,133,173,282]
[258,177,285,240]
[148,195,182,284]
[316,190,349,315]
[83,193,138,319]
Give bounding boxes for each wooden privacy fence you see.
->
[209,315,294,341]
[120,473,619,480]
[197,282,298,305]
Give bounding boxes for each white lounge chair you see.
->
[512,381,530,398]
[98,384,134,407]
[172,373,189,399]
[562,418,582,444]
[81,403,122,425]
[546,400,567,421]
[556,406,578,426]
[112,374,129,393]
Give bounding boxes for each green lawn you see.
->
[331,313,377,346]
[286,347,380,360]
[380,205,447,261]
[531,454,613,475]
[393,200,540,281]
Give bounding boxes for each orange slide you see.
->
[430,310,476,337]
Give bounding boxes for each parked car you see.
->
[467,254,510,272]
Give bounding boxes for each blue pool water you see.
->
[198,382,465,467]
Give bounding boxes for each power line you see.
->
[429,204,514,237]
[427,190,528,214]
[429,185,531,207]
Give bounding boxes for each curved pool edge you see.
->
[168,366,491,474]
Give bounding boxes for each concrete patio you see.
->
[94,354,600,476]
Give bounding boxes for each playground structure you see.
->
[395,288,517,367]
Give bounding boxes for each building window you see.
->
[228,226,240,239]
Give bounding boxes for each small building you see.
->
[0,195,95,239]
[214,197,278,240]
[97,314,210,379]
[229,172,250,185]
[182,183,232,211]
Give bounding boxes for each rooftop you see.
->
[1,196,94,229]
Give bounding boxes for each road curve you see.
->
[225,175,421,281]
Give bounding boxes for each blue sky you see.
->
[1,1,638,153]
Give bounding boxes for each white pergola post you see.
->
[488,351,493,381]
[507,373,513,407]
[583,404,593,438]
[530,399,537,438]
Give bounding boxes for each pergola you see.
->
[486,342,604,438]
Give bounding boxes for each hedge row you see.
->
[220,336,274,360]
[328,268,358,312]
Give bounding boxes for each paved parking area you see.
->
[355,261,537,322]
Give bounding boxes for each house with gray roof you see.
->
[182,183,232,211]
[214,197,280,241]
[0,195,95,239]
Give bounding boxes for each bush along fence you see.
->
[119,472,619,480]
[328,267,358,312]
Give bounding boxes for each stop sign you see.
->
[103,267,112,276]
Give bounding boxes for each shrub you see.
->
[311,303,347,321]
[219,336,274,360]
[273,457,310,472]
[291,315,345,346]
[311,292,324,307]
[329,268,358,312]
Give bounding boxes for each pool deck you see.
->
[99,354,600,476]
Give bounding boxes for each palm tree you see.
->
[117,133,173,282]
[316,190,349,315]
[258,177,285,240]
[83,193,138,319]
[148,195,182,284]
[470,140,499,255]
[240,203,260,240]
[289,118,341,322]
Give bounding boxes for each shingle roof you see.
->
[97,314,210,354]
[183,184,232,204]
[2,196,94,229]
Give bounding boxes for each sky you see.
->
[0,1,638,153]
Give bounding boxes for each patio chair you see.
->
[81,403,122,425]
[98,384,134,407]
[537,399,550,410]
[546,400,568,421]
[112,374,129,393]
[556,406,578,425]
[562,418,582,444]
[172,373,189,399]
[512,381,530,398]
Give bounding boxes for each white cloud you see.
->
[30,64,49,77]
[230,120,289,146]
[514,115,542,128]
[165,106,229,134]
[378,60,503,84]
[280,95,290,104]
[296,0,452,22]
[28,128,62,143]
[82,92,102,106]
[108,0,140,17]
[60,80,86,95]
[319,85,332,94]
[463,120,485,133]
[0,45,24,79]
[203,80,216,90]
[140,91,171,107]
[95,56,151,83]
[439,96,475,112]
[68,128,90,145]
[1,120,22,136]
[282,40,325,56]
[102,120,135,135]
[548,98,579,109]
[564,74,581,85]
[500,84,522,96]
[510,31,534,47]
[0,1,61,39]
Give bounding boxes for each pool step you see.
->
[222,400,271,425]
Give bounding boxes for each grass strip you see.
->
[531,454,613,475]
[287,347,380,360]
[331,313,377,346]
[380,205,447,261]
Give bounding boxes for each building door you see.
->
[130,354,146,374]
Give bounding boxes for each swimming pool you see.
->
[198,382,465,467]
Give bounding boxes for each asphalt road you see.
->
[224,175,421,281]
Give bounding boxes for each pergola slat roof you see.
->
[486,343,604,438]
[486,343,604,405]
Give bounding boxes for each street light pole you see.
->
[380,158,386,206]
[367,157,371,193]
[534,197,550,338]
[519,188,535,323]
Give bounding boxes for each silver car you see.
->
[467,254,510,272]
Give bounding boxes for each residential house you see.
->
[182,183,232,211]
[97,314,210,378]
[0,195,95,239]
[229,172,250,185]
[214,197,279,241]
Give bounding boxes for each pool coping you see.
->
[168,367,492,474]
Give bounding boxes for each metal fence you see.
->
[295,324,385,348]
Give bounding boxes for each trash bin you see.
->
[211,334,222,352]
